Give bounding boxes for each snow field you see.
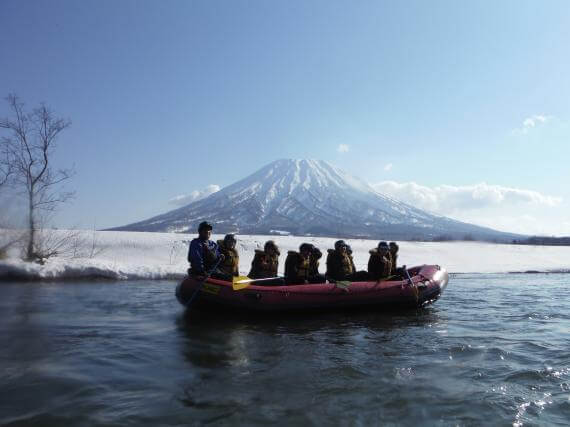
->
[0,230,569,281]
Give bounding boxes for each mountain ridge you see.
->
[110,159,522,242]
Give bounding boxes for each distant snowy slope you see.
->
[112,159,520,241]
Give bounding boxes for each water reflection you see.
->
[175,307,445,371]
[173,306,447,424]
[176,306,444,337]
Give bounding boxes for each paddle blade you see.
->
[335,280,352,289]
[232,276,251,291]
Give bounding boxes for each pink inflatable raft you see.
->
[176,265,449,312]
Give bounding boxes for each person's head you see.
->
[299,243,313,258]
[311,246,322,259]
[378,241,389,254]
[335,240,348,253]
[389,241,398,253]
[346,245,353,255]
[198,221,213,240]
[264,240,278,255]
[224,233,237,249]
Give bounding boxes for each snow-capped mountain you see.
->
[112,159,520,241]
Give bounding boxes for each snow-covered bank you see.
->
[1,230,569,281]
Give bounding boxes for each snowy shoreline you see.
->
[1,230,569,281]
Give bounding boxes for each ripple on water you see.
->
[513,392,555,427]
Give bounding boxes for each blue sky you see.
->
[1,0,569,235]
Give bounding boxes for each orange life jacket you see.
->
[285,251,310,281]
[249,250,279,278]
[367,248,392,280]
[217,240,239,276]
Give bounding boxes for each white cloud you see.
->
[371,181,562,213]
[371,180,566,235]
[337,144,350,153]
[383,163,393,172]
[513,114,553,134]
[169,184,220,206]
[456,214,570,237]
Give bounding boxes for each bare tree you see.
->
[0,94,74,261]
[0,155,10,188]
[0,125,13,188]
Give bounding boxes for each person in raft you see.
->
[368,241,392,281]
[347,244,370,280]
[284,243,313,284]
[345,244,359,272]
[389,241,399,274]
[326,240,369,282]
[309,245,326,283]
[187,221,225,280]
[217,233,239,278]
[248,240,284,285]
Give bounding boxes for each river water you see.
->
[1,274,569,426]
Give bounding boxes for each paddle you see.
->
[403,265,419,303]
[333,280,352,292]
[186,257,224,307]
[232,276,283,290]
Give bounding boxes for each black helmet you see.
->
[378,241,389,250]
[300,243,313,253]
[311,247,322,259]
[335,240,347,250]
[264,240,277,251]
[224,233,236,244]
[198,221,213,232]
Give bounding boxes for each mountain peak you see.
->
[111,159,518,241]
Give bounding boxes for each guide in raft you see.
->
[187,221,227,280]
